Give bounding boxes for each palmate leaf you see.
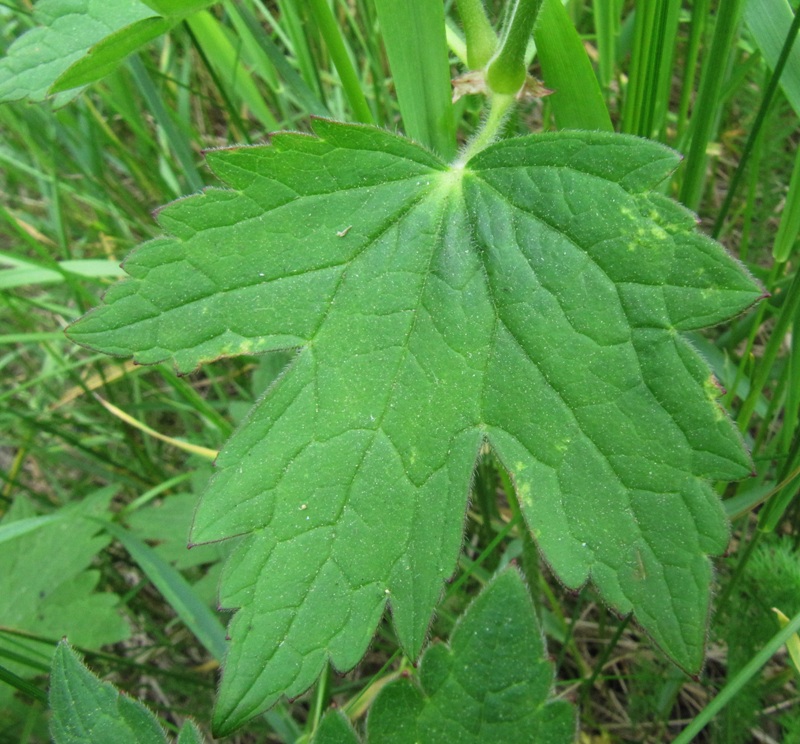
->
[68,120,761,734]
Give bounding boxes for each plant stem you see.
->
[456,0,497,69]
[307,0,374,124]
[456,93,515,164]
[579,615,631,707]
[487,0,542,95]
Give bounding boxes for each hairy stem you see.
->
[456,93,516,165]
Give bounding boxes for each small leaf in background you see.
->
[126,492,225,571]
[364,569,575,743]
[49,641,167,744]
[0,489,130,736]
[772,607,800,675]
[68,120,761,733]
[744,0,800,119]
[313,711,361,744]
[0,0,157,103]
[49,640,207,744]
[0,487,129,665]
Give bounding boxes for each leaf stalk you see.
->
[456,92,515,165]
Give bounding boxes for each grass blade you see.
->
[185,10,279,132]
[672,608,800,744]
[128,55,203,192]
[620,0,680,139]
[372,0,456,158]
[676,0,709,141]
[0,515,61,545]
[679,0,746,209]
[307,0,373,124]
[534,0,613,131]
[774,146,800,262]
[738,269,800,433]
[0,663,47,704]
[744,0,800,117]
[234,2,329,117]
[95,519,227,661]
[93,395,218,460]
[593,0,622,92]
[712,3,800,237]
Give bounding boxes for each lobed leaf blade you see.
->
[67,121,762,733]
[365,569,576,743]
[313,569,576,744]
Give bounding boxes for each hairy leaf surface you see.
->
[49,641,204,744]
[314,569,575,743]
[68,120,761,733]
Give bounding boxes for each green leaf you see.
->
[534,0,613,131]
[50,17,173,94]
[372,0,456,158]
[744,0,800,119]
[313,711,361,744]
[366,569,575,743]
[312,571,574,743]
[176,720,206,744]
[126,492,225,570]
[0,0,158,103]
[49,641,168,744]
[68,120,761,734]
[0,489,129,661]
[141,0,217,16]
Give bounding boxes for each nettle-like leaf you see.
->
[49,641,205,744]
[68,120,761,734]
[313,569,576,744]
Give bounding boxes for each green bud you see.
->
[486,0,541,95]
